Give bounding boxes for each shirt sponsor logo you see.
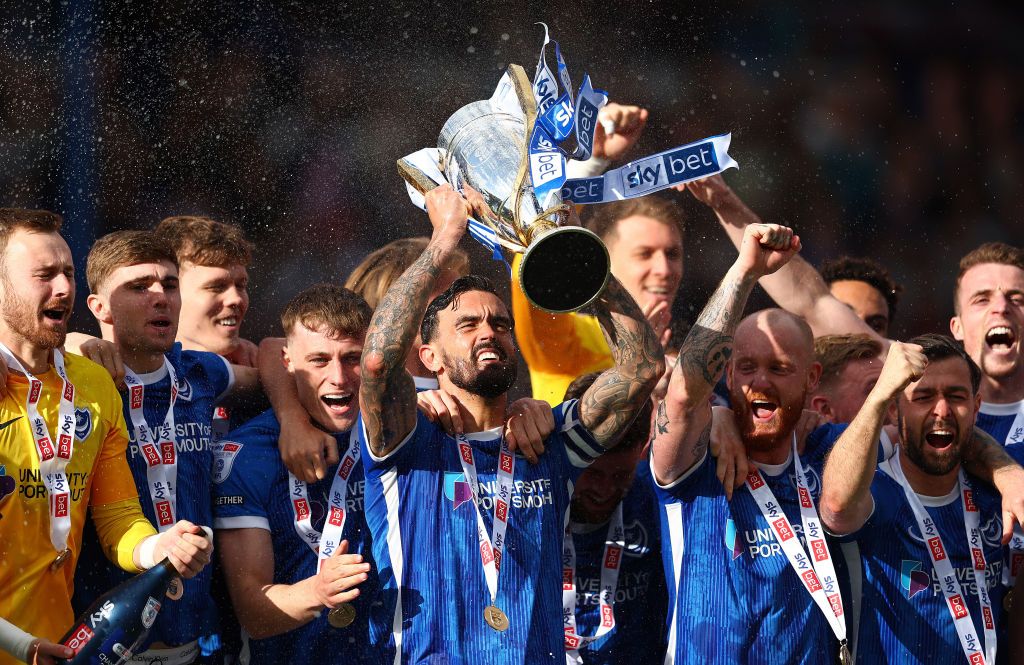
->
[0,465,15,505]
[444,471,473,510]
[901,560,930,599]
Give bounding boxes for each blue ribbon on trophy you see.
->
[396,27,740,313]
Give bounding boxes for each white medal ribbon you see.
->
[744,434,847,649]
[288,429,361,573]
[561,502,625,662]
[993,405,1024,585]
[456,432,515,607]
[0,343,76,555]
[561,133,738,204]
[889,453,996,665]
[1002,408,1024,447]
[123,361,179,532]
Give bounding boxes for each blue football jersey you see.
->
[656,423,848,665]
[848,458,1005,664]
[361,399,603,665]
[212,409,382,664]
[978,400,1024,447]
[572,461,667,664]
[73,343,233,648]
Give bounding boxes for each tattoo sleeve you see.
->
[649,266,758,484]
[579,276,665,448]
[359,244,447,457]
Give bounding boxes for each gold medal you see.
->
[483,605,509,632]
[49,548,70,572]
[166,577,184,601]
[839,641,852,665]
[1005,590,1015,613]
[328,603,357,629]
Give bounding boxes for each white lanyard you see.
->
[0,343,76,555]
[562,503,625,662]
[744,434,848,654]
[124,360,179,532]
[889,454,996,665]
[456,432,515,606]
[288,429,360,573]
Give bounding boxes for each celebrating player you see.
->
[820,256,902,337]
[0,210,211,665]
[359,184,664,662]
[821,335,1018,663]
[69,230,259,663]
[214,284,381,664]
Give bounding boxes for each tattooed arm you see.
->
[359,185,469,458]
[577,275,665,449]
[650,224,801,485]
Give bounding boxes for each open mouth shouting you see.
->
[41,304,69,326]
[751,399,778,422]
[985,325,1017,353]
[321,391,354,415]
[923,425,957,451]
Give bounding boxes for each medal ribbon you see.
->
[288,429,361,573]
[997,406,1024,586]
[456,432,515,607]
[889,454,996,665]
[123,361,179,532]
[561,502,625,662]
[744,434,847,648]
[0,343,76,555]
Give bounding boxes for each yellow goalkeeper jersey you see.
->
[0,353,154,654]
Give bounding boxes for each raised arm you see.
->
[820,342,926,534]
[686,174,882,341]
[960,426,1024,544]
[359,185,469,458]
[650,223,800,485]
[577,275,665,448]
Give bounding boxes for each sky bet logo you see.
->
[624,143,719,194]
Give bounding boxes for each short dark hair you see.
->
[820,256,901,318]
[0,209,63,269]
[814,334,884,393]
[564,372,652,452]
[420,275,511,343]
[580,195,685,245]
[907,333,982,394]
[154,215,253,269]
[281,283,372,341]
[86,231,179,293]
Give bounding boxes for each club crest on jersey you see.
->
[622,519,650,557]
[74,407,93,442]
[175,377,193,402]
[211,441,243,484]
[901,560,930,599]
[724,518,744,560]
[443,471,473,510]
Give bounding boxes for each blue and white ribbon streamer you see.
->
[560,133,739,204]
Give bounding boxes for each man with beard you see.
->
[213,284,381,664]
[359,185,664,664]
[653,218,859,663]
[560,373,667,665]
[0,210,213,665]
[821,335,1018,663]
[70,231,259,664]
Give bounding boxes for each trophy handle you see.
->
[397,158,440,196]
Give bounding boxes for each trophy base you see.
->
[519,226,610,313]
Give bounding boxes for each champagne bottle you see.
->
[56,558,177,664]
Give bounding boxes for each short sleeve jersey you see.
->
[848,458,1005,664]
[213,410,382,665]
[73,344,233,648]
[0,354,138,652]
[572,461,668,664]
[361,400,604,665]
[655,423,848,665]
[977,399,1024,448]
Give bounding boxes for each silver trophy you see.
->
[398,65,610,313]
